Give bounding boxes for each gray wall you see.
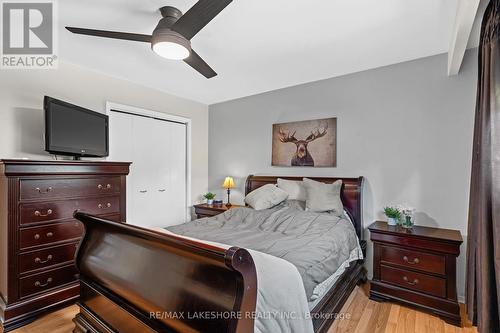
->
[209,49,478,301]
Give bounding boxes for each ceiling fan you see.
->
[65,0,233,79]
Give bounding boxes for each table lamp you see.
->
[222,177,235,206]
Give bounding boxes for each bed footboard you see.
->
[72,212,257,333]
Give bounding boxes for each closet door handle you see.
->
[158,189,166,192]
[139,190,148,193]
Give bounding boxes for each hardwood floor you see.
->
[327,285,477,333]
[7,305,79,333]
[6,285,477,333]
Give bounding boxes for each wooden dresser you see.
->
[0,160,130,332]
[369,221,463,326]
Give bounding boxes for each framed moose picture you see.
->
[272,118,337,167]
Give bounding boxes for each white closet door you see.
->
[108,110,187,228]
[163,121,186,226]
[130,116,157,227]
[108,112,133,161]
[148,119,171,227]
[149,119,186,227]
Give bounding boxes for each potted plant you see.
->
[384,206,401,226]
[203,192,216,205]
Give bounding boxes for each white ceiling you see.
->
[58,0,484,105]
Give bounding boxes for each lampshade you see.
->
[222,177,235,189]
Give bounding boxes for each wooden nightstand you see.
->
[368,221,463,326]
[193,203,243,219]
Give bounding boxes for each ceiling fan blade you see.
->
[171,0,232,40]
[184,49,217,78]
[66,27,152,43]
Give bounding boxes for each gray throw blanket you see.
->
[167,202,359,299]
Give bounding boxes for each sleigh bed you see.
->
[72,175,366,333]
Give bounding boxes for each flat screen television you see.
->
[44,96,109,159]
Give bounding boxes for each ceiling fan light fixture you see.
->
[153,41,190,60]
[151,29,191,60]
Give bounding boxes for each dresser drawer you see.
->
[19,264,78,299]
[380,265,446,298]
[19,242,79,274]
[20,196,121,225]
[20,177,121,201]
[20,221,84,249]
[380,245,445,275]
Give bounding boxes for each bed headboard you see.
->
[245,175,364,240]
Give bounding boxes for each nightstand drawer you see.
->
[380,245,445,275]
[196,214,213,219]
[195,208,222,217]
[194,204,243,220]
[380,265,446,298]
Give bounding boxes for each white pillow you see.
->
[245,184,289,210]
[277,178,306,201]
[303,178,344,216]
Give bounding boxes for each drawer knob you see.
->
[34,234,40,240]
[35,187,52,194]
[403,276,419,285]
[35,255,53,264]
[34,209,53,217]
[34,277,53,287]
[98,184,103,189]
[106,184,112,189]
[98,203,103,209]
[106,202,111,208]
[403,256,420,264]
[98,184,112,190]
[46,232,54,238]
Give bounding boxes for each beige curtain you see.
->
[466,1,500,332]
